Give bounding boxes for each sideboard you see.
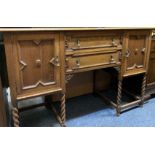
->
[0,27,154,127]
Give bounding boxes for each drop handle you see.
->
[36,59,41,67]
[76,39,80,48]
[109,55,116,63]
[76,58,80,68]
[112,39,118,47]
[65,58,69,68]
[72,58,80,70]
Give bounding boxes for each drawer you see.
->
[65,31,123,52]
[66,51,121,73]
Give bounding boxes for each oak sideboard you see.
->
[0,27,154,127]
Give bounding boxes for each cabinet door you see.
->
[9,32,64,99]
[123,31,151,76]
[147,39,155,85]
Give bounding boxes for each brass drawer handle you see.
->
[109,55,116,64]
[77,39,80,48]
[36,59,41,67]
[65,57,69,69]
[112,39,118,47]
[72,58,80,70]
[76,58,80,68]
[50,56,60,67]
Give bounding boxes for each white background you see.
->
[0,0,155,155]
[0,0,155,27]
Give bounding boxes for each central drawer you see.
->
[65,31,123,73]
[65,31,123,52]
[66,51,121,73]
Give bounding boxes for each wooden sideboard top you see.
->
[0,27,155,32]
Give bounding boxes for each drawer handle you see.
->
[109,55,116,64]
[112,39,118,47]
[77,39,80,48]
[50,56,60,67]
[65,57,69,69]
[76,58,80,68]
[36,59,41,67]
[72,58,80,70]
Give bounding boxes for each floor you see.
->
[18,94,155,127]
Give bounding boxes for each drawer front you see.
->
[65,31,123,52]
[66,51,121,73]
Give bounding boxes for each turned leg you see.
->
[45,93,66,127]
[60,93,66,126]
[140,74,146,107]
[12,107,19,127]
[116,79,122,116]
[11,97,20,127]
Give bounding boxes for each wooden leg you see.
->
[60,93,66,127]
[140,74,146,107]
[116,79,122,116]
[12,107,19,127]
[116,106,121,116]
[45,93,66,127]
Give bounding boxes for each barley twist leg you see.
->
[60,93,66,126]
[140,74,146,107]
[116,79,122,116]
[12,107,20,127]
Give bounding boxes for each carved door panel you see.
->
[123,31,151,76]
[147,39,155,85]
[12,32,63,97]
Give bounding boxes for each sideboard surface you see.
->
[0,27,154,126]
